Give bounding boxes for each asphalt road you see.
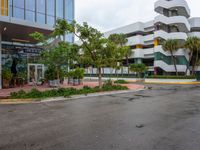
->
[1,84,200,150]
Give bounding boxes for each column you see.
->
[0,33,2,89]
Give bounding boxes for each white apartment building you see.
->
[103,0,200,76]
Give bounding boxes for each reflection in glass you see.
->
[13,0,25,19]
[65,0,74,22]
[26,0,35,22]
[37,0,45,24]
[47,0,55,25]
[56,0,64,19]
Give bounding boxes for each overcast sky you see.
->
[75,0,200,32]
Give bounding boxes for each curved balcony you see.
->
[188,32,200,38]
[130,49,144,58]
[154,30,187,41]
[154,60,187,72]
[154,15,190,32]
[154,45,189,58]
[127,34,154,46]
[127,35,144,46]
[155,0,190,18]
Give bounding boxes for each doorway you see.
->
[27,64,45,85]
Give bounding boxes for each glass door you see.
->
[28,64,44,85]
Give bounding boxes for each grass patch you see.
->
[10,85,129,99]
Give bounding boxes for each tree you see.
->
[184,37,200,75]
[129,63,147,78]
[162,39,180,76]
[30,23,79,81]
[60,21,117,87]
[42,19,128,87]
[108,34,131,74]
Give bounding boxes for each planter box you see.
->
[68,78,83,86]
[49,80,60,87]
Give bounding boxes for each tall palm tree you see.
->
[162,39,180,76]
[184,37,200,75]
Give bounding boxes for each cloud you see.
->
[75,0,200,32]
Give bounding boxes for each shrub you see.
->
[114,80,129,84]
[103,79,113,86]
[10,85,129,99]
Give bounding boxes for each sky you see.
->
[75,0,200,32]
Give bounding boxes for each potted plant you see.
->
[2,69,13,88]
[67,68,85,86]
[45,67,60,87]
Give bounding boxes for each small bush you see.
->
[114,80,129,84]
[104,79,113,86]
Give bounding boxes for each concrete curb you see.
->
[41,88,145,103]
[145,82,200,85]
[0,88,145,105]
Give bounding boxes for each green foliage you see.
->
[108,33,131,69]
[162,39,181,76]
[162,39,180,53]
[103,79,113,86]
[114,80,129,84]
[146,75,196,79]
[45,66,57,80]
[184,37,200,75]
[129,63,147,75]
[30,20,80,81]
[10,85,128,99]
[2,69,13,80]
[17,71,27,81]
[66,68,85,79]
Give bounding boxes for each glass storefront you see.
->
[2,44,43,82]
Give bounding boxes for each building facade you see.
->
[103,0,200,76]
[0,0,74,89]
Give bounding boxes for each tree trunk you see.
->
[56,67,60,80]
[192,56,196,75]
[185,51,193,76]
[194,50,199,75]
[126,55,129,75]
[98,67,103,88]
[171,52,178,76]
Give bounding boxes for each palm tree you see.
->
[162,39,180,76]
[108,34,131,74]
[184,37,200,75]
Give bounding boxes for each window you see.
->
[37,0,45,24]
[26,0,35,22]
[56,0,64,19]
[65,0,74,22]
[47,0,55,25]
[13,0,25,19]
